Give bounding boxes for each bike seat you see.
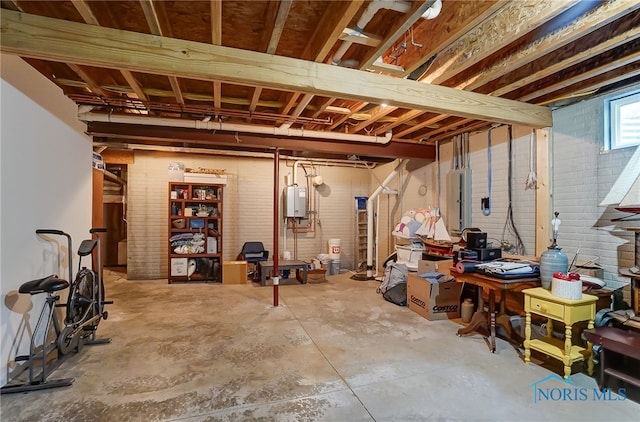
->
[19,275,69,295]
[77,239,98,257]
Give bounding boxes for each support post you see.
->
[273,148,280,306]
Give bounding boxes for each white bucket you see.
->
[328,239,341,260]
[283,251,292,260]
[329,260,340,275]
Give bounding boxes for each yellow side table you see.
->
[523,287,597,379]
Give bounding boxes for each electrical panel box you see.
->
[447,168,472,235]
[285,186,307,218]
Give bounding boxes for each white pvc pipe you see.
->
[375,194,381,278]
[366,159,407,278]
[79,112,393,144]
[333,0,411,65]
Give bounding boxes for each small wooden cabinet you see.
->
[168,182,223,283]
[523,287,597,379]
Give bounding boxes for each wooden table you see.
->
[257,260,308,286]
[523,287,597,379]
[451,269,540,353]
[583,327,640,391]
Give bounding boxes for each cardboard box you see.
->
[171,258,188,276]
[223,261,248,284]
[418,258,454,274]
[407,273,462,320]
[307,268,326,283]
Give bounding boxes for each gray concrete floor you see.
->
[1,268,639,421]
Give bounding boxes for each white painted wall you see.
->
[1,54,93,386]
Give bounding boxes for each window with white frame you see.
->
[606,90,640,150]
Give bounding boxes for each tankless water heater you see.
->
[284,186,307,218]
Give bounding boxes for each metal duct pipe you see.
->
[78,112,393,144]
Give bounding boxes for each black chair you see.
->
[238,242,269,280]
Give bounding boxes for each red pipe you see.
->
[273,148,280,307]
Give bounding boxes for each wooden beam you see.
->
[101,148,135,164]
[414,118,473,142]
[210,0,222,46]
[531,61,640,106]
[72,0,149,103]
[311,97,336,119]
[290,93,314,121]
[121,70,148,101]
[535,128,551,257]
[359,1,437,71]
[328,103,369,131]
[0,10,552,128]
[213,80,221,109]
[339,28,382,48]
[67,63,107,97]
[139,0,162,34]
[349,105,395,134]
[169,76,184,105]
[403,0,504,79]
[394,114,448,138]
[494,26,640,99]
[373,109,426,135]
[297,1,364,126]
[302,1,364,62]
[71,0,99,25]
[2,1,22,12]
[266,0,293,55]
[138,0,184,106]
[452,0,640,92]
[249,87,262,113]
[427,120,487,144]
[421,0,580,85]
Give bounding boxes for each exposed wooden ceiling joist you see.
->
[421,0,580,85]
[0,10,552,128]
[2,1,637,161]
[451,0,640,92]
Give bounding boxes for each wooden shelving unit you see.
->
[354,196,368,271]
[168,182,223,283]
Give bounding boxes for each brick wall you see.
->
[127,153,370,279]
[552,84,639,300]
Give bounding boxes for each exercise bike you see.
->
[55,228,112,354]
[0,228,112,394]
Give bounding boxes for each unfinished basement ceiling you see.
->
[1,0,639,161]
